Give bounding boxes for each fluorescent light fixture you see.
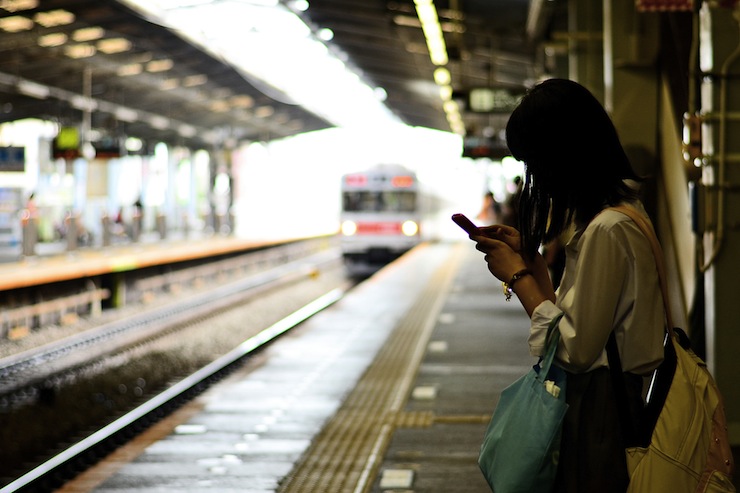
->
[434,67,451,85]
[254,105,275,118]
[125,136,143,152]
[393,15,421,28]
[118,63,143,76]
[178,124,197,137]
[149,115,170,129]
[317,28,333,41]
[114,107,139,123]
[147,59,174,72]
[160,78,179,90]
[291,0,309,12]
[182,74,208,87]
[0,15,33,32]
[1,0,39,12]
[70,95,97,112]
[17,79,49,99]
[34,9,75,27]
[209,100,230,113]
[413,0,448,64]
[97,37,132,54]
[65,44,96,58]
[230,95,254,108]
[38,32,67,47]
[73,27,105,42]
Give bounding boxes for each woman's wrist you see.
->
[503,268,532,301]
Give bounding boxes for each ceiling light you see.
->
[117,63,143,76]
[1,0,39,12]
[114,107,138,123]
[0,15,33,32]
[434,67,451,85]
[414,0,449,66]
[97,38,132,54]
[34,9,75,27]
[255,106,274,118]
[160,78,179,90]
[65,44,96,59]
[393,15,421,28]
[317,28,333,41]
[149,115,170,130]
[17,79,49,99]
[70,95,97,112]
[125,137,143,152]
[147,59,174,72]
[439,85,452,100]
[178,124,196,137]
[209,100,230,112]
[183,74,208,87]
[291,0,309,12]
[443,99,459,113]
[38,33,67,47]
[73,27,105,42]
[230,95,253,108]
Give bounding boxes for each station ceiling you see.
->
[0,0,565,153]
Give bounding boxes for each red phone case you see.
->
[451,213,479,234]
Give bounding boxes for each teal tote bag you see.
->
[478,314,568,492]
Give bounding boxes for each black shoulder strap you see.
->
[605,332,637,446]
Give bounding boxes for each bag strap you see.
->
[608,205,674,333]
[540,312,564,378]
[603,204,673,446]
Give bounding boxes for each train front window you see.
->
[343,191,416,212]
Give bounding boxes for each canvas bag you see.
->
[610,205,735,492]
[478,313,568,493]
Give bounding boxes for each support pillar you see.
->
[698,3,740,444]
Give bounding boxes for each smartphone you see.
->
[451,213,480,235]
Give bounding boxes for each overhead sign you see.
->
[462,136,510,160]
[52,126,81,160]
[466,87,526,113]
[0,147,25,172]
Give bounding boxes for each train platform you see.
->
[0,234,302,292]
[56,240,532,493]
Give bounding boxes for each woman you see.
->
[471,79,665,491]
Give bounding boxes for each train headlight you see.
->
[402,220,419,236]
[341,220,358,236]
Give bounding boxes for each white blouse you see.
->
[529,201,665,375]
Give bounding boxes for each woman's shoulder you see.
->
[589,200,648,229]
[582,201,649,250]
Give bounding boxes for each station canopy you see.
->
[0,0,563,151]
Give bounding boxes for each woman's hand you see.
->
[478,224,521,252]
[470,229,527,283]
[471,225,556,309]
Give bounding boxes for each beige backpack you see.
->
[612,205,735,492]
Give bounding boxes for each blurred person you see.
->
[476,191,500,226]
[469,79,664,492]
[500,175,522,227]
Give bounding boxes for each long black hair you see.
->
[505,78,640,258]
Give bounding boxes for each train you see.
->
[339,164,424,275]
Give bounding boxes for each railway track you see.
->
[0,242,354,492]
[0,248,340,402]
